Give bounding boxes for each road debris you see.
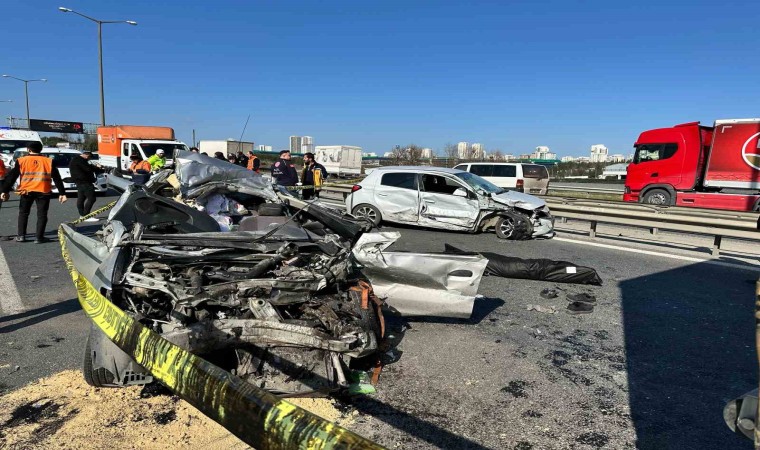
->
[526,304,557,314]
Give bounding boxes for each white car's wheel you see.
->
[352,204,382,226]
[495,213,530,240]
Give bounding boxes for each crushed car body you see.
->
[61,151,487,394]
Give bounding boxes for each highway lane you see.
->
[0,193,757,449]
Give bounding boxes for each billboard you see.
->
[29,119,84,134]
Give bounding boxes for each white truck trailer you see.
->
[314,145,362,177]
[0,129,42,167]
[199,140,254,158]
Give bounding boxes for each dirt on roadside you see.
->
[0,370,354,449]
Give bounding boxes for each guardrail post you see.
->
[712,235,722,257]
[589,221,597,238]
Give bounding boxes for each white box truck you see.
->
[199,140,254,158]
[314,145,362,177]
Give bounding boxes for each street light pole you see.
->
[2,75,47,128]
[59,7,137,126]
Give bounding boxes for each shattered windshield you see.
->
[140,143,188,157]
[454,171,504,194]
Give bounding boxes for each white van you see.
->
[452,162,550,195]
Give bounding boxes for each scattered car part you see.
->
[566,302,594,315]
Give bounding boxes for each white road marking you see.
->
[0,245,24,314]
[553,236,760,271]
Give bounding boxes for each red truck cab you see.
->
[624,119,760,211]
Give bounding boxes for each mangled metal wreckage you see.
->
[61,151,488,394]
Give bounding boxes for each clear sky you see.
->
[2,1,759,156]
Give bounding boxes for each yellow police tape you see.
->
[59,203,385,450]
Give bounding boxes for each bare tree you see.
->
[388,144,425,166]
[491,149,504,161]
[443,142,458,160]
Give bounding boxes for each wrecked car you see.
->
[345,166,555,240]
[61,151,488,395]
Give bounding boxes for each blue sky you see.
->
[2,1,758,156]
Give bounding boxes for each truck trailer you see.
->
[199,140,254,158]
[98,125,187,173]
[314,145,362,177]
[624,119,760,211]
[0,129,42,167]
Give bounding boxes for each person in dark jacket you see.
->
[235,151,248,168]
[214,151,226,160]
[69,151,104,221]
[271,150,299,187]
[301,152,328,200]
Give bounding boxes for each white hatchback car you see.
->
[345,166,554,240]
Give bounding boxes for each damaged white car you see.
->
[61,152,487,395]
[346,166,555,240]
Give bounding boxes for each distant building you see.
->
[301,136,314,153]
[602,163,628,180]
[518,154,532,160]
[503,154,516,161]
[363,152,378,157]
[383,152,394,158]
[590,144,608,163]
[420,147,433,159]
[561,156,576,162]
[457,142,470,159]
[531,146,557,160]
[576,156,591,163]
[471,143,485,159]
[608,153,626,163]
[258,145,273,152]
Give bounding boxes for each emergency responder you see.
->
[128,153,152,185]
[147,149,166,172]
[301,152,328,200]
[0,141,67,243]
[246,150,260,173]
[69,151,104,221]
[271,150,298,187]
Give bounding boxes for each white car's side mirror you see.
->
[453,188,468,197]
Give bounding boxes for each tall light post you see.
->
[58,7,137,126]
[2,76,46,128]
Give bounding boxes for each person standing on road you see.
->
[226,153,238,165]
[246,150,260,173]
[69,151,103,221]
[147,149,166,172]
[301,152,328,200]
[271,150,298,187]
[0,141,67,243]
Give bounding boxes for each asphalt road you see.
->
[0,192,758,449]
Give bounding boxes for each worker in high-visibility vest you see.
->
[0,141,67,243]
[301,152,328,200]
[128,153,152,186]
[246,151,260,173]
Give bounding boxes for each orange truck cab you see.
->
[97,125,188,173]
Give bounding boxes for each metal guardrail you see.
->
[319,186,759,257]
[549,184,625,194]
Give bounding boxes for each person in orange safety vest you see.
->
[246,151,260,173]
[0,141,67,243]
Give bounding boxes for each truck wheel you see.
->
[642,189,671,206]
[83,331,116,388]
[352,204,382,226]
[495,213,530,240]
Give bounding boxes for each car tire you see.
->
[258,203,285,216]
[82,332,116,388]
[352,204,382,226]
[495,212,531,240]
[642,189,671,206]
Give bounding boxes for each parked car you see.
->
[345,166,554,239]
[452,162,550,195]
[13,148,108,193]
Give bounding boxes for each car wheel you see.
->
[495,213,530,240]
[82,331,116,388]
[642,189,671,206]
[352,204,382,226]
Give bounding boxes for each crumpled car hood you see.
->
[490,190,546,210]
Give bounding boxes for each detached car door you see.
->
[374,172,420,224]
[418,174,480,229]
